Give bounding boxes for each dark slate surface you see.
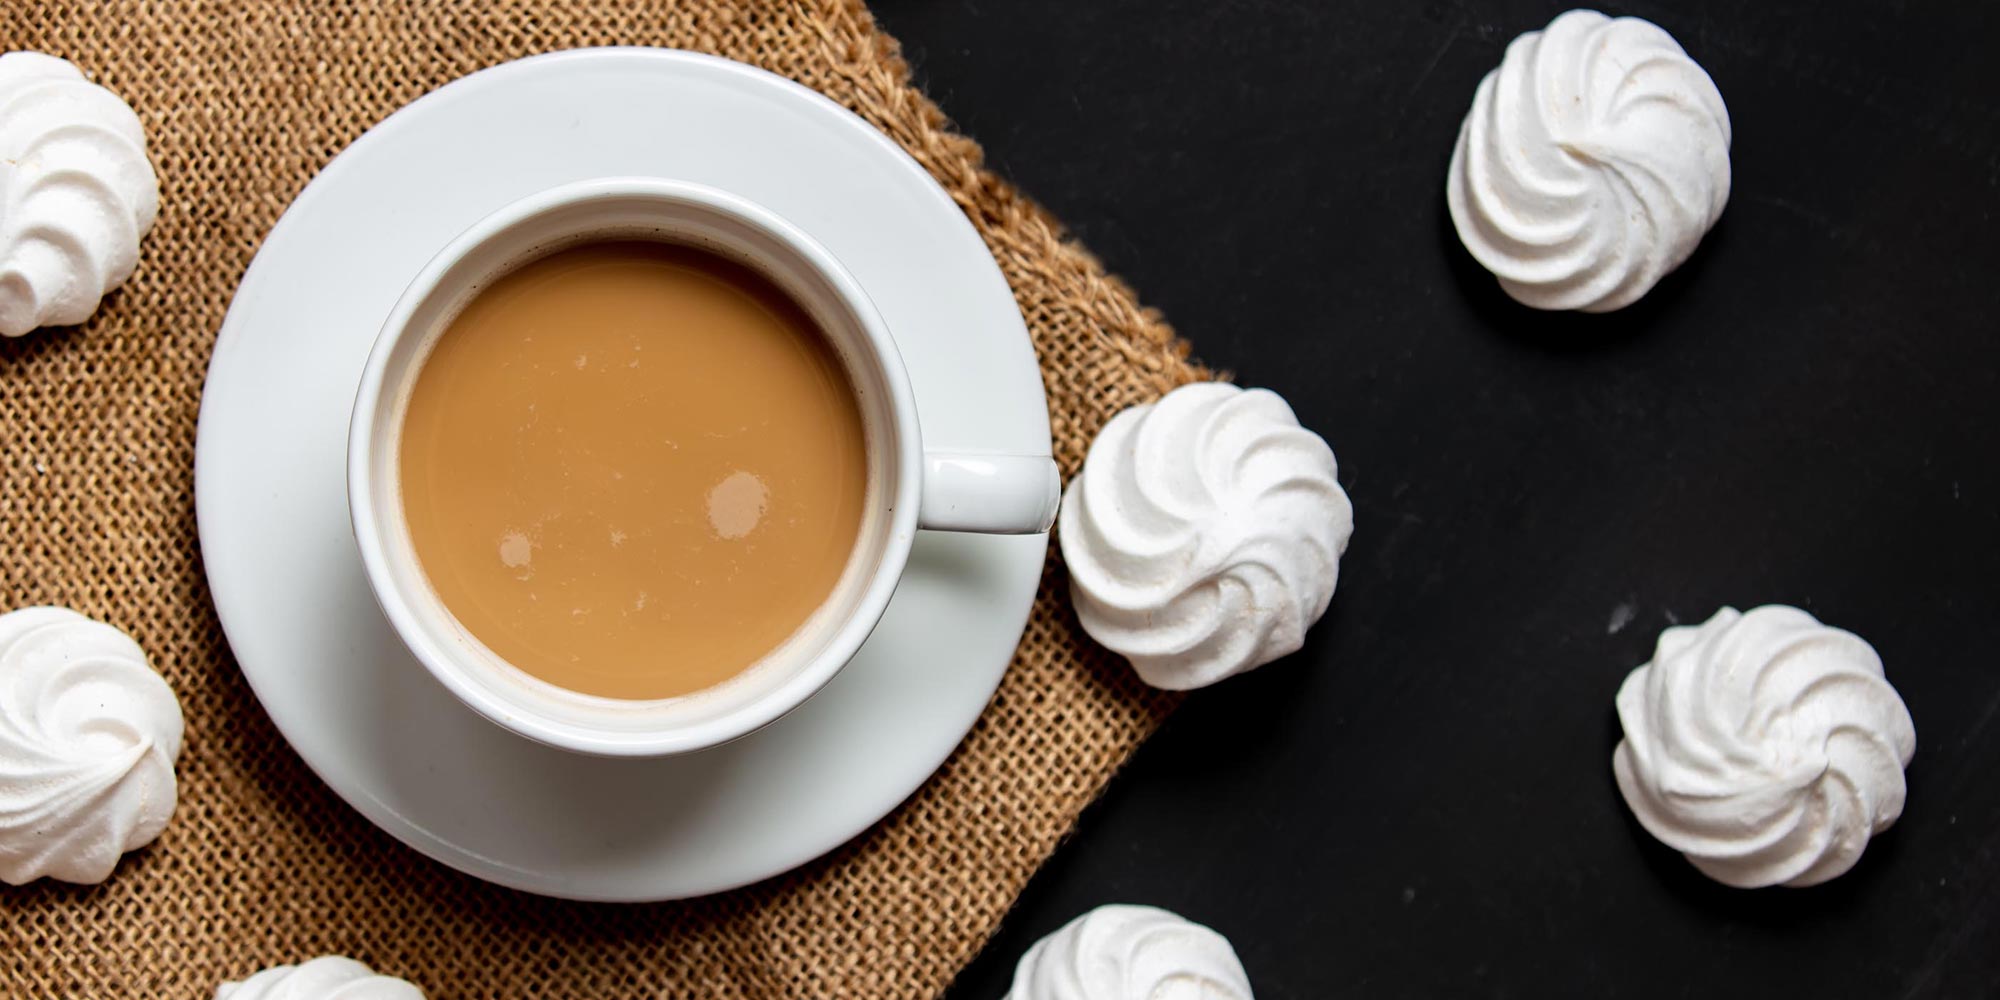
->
[867,1,2000,996]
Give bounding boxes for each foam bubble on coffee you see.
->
[708,470,770,540]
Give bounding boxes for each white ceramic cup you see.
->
[349,177,1058,757]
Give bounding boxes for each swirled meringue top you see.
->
[0,606,183,885]
[0,51,160,337]
[1006,904,1253,1000]
[1613,605,1916,888]
[216,956,426,1000]
[1059,383,1353,690]
[1446,9,1730,312]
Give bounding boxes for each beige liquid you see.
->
[398,241,868,700]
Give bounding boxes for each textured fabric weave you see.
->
[0,2,1203,997]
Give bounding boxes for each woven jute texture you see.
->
[0,2,1202,996]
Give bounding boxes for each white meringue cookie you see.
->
[1613,605,1916,888]
[0,606,184,885]
[1006,904,1253,1000]
[1446,9,1730,312]
[1059,383,1352,690]
[216,956,426,1000]
[0,51,161,337]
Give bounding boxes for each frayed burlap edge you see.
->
[0,2,1205,996]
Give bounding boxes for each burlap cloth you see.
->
[0,2,1207,996]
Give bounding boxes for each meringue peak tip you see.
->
[1612,604,1915,889]
[1060,382,1352,691]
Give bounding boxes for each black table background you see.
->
[867,1,2000,997]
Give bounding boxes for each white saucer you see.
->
[194,49,1050,901]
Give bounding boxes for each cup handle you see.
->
[918,453,1061,534]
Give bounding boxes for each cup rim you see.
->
[347,176,923,757]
